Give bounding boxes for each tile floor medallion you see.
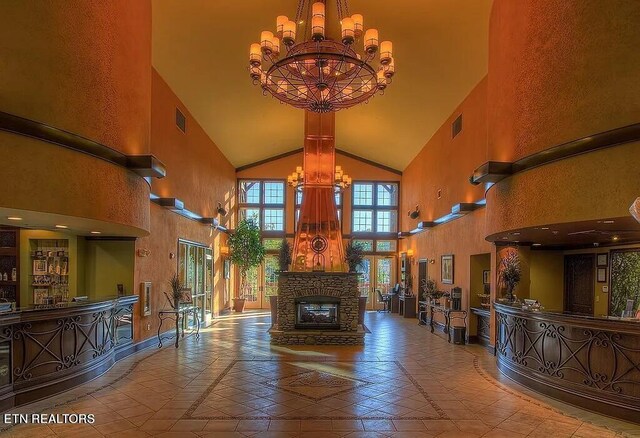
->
[0,310,639,437]
[184,360,445,420]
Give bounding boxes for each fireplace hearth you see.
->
[270,271,365,345]
[296,296,340,329]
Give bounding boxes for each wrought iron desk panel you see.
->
[494,303,640,423]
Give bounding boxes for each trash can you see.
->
[452,326,466,345]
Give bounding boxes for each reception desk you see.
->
[0,295,138,411]
[494,303,640,423]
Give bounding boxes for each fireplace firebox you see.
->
[295,296,340,330]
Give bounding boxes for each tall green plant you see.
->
[278,239,292,271]
[499,251,521,302]
[345,240,365,272]
[228,219,266,299]
[610,251,640,316]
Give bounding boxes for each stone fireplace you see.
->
[270,271,364,345]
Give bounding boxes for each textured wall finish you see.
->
[133,71,236,341]
[485,142,640,236]
[399,78,491,332]
[401,77,488,225]
[0,0,152,155]
[0,132,150,235]
[488,0,640,162]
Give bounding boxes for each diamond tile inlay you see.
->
[263,368,372,400]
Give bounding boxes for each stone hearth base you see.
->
[272,271,363,346]
[269,327,365,345]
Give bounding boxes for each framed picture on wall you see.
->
[483,270,491,285]
[441,254,454,284]
[597,253,608,267]
[140,282,152,316]
[33,259,47,275]
[597,267,607,283]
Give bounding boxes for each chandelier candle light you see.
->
[249,0,395,113]
[287,165,352,191]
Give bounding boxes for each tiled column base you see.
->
[269,327,365,345]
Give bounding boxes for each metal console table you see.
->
[421,302,467,343]
[157,305,201,348]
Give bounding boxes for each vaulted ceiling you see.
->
[152,0,492,170]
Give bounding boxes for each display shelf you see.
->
[29,238,69,305]
[0,228,20,306]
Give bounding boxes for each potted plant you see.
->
[228,218,266,312]
[421,277,437,302]
[278,239,292,271]
[165,273,183,310]
[164,273,184,347]
[345,240,365,273]
[499,251,521,302]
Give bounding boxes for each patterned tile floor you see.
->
[2,310,640,437]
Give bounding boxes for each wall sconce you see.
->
[217,202,228,217]
[408,205,420,220]
[220,245,230,256]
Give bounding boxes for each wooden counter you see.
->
[0,295,138,411]
[494,303,640,423]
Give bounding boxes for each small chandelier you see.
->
[287,165,352,191]
[248,0,395,113]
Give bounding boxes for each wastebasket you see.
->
[452,326,466,345]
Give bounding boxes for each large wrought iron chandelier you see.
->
[248,0,395,113]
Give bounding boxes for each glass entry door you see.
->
[244,255,279,309]
[178,240,213,324]
[357,256,396,310]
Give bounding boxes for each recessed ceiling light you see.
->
[55,225,68,229]
[541,227,550,230]
[7,217,22,221]
[502,237,509,240]
[511,232,521,236]
[603,220,615,224]
[90,231,101,234]
[532,243,542,247]
[612,235,620,241]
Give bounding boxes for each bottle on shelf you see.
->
[11,268,16,282]
[2,273,7,281]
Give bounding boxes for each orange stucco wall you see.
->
[0,0,152,233]
[485,141,640,237]
[1,0,152,155]
[400,77,492,333]
[133,70,236,341]
[485,0,640,235]
[1,132,150,234]
[401,77,488,225]
[487,0,640,162]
